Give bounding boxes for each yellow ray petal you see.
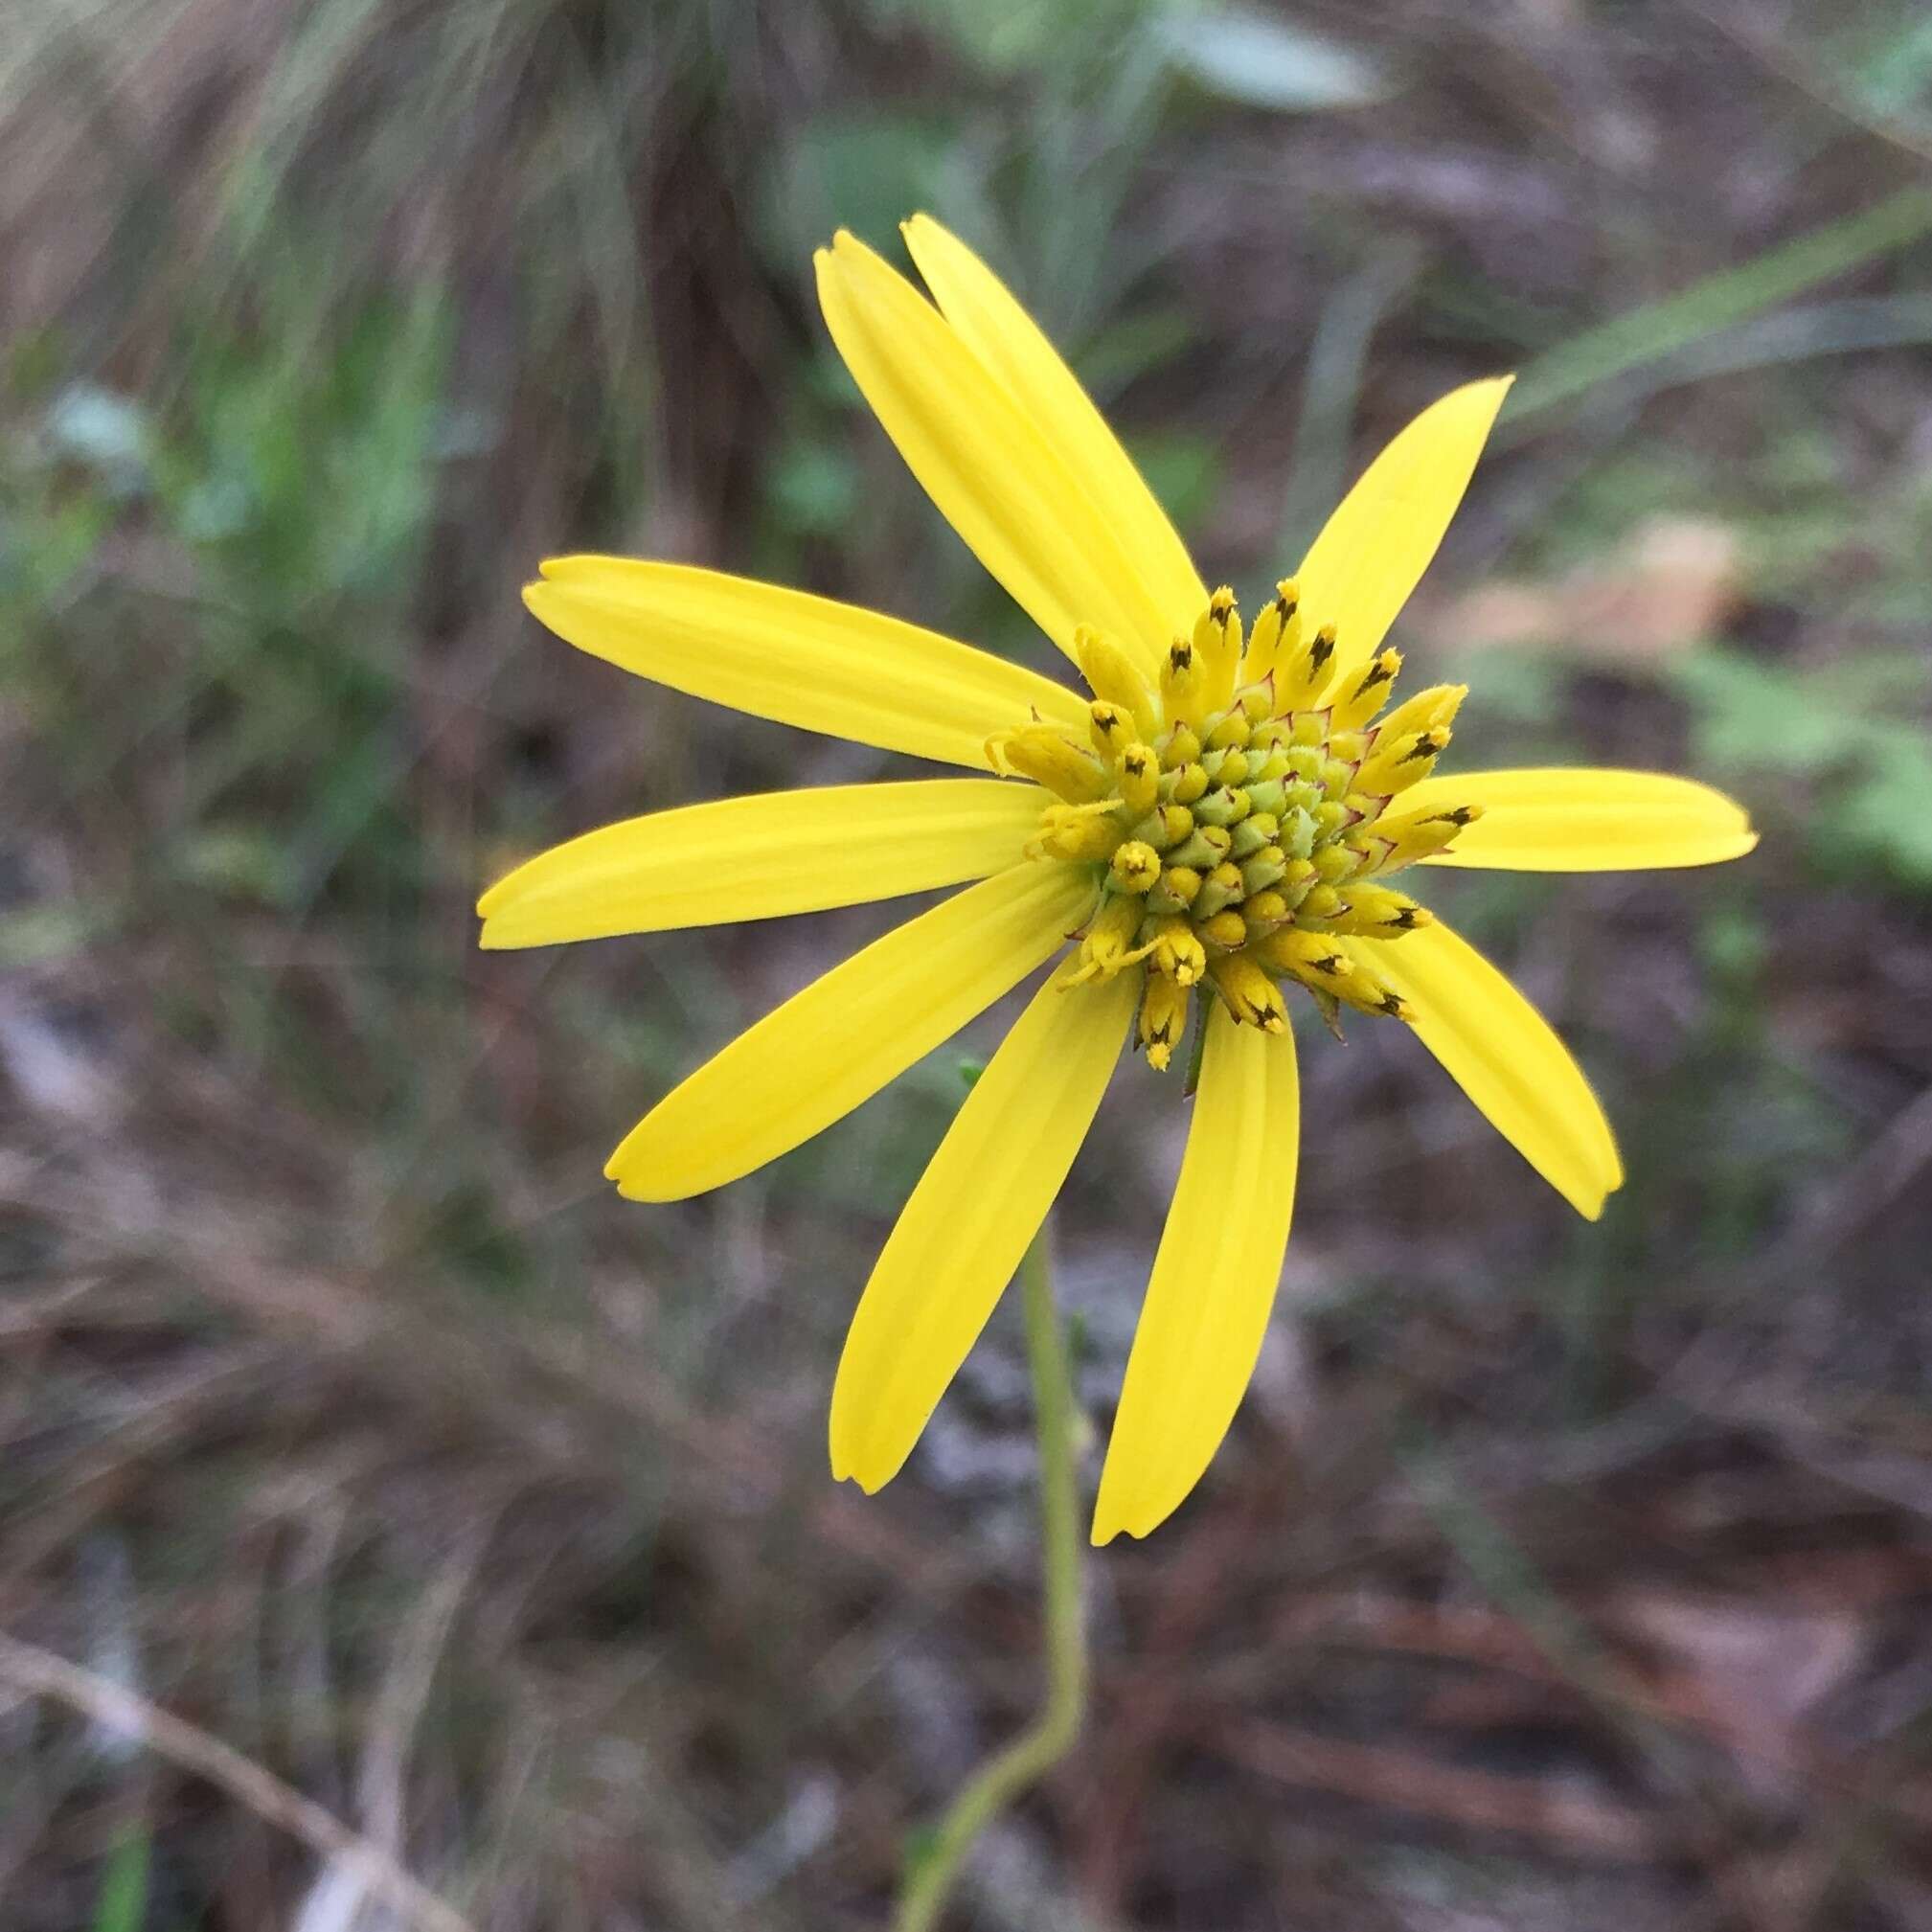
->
[816,230,1175,670]
[1352,920,1623,1219]
[1400,768,1759,872]
[605,861,1092,1201]
[830,960,1135,1492]
[478,779,1045,948]
[1295,376,1512,695]
[1092,1010,1299,1545]
[901,214,1206,636]
[525,557,1088,768]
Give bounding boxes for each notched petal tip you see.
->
[829,1450,892,1496]
[474,857,547,932]
[611,1175,674,1205]
[521,577,593,650]
[1089,1499,1156,1547]
[474,854,537,921]
[1090,1482,1194,1548]
[603,1136,664,1199]
[605,1135,688,1201]
[521,574,587,628]
[830,1385,916,1494]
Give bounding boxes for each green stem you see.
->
[894,1227,1088,1932]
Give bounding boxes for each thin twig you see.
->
[0,1630,479,1932]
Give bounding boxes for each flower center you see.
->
[989,581,1481,1068]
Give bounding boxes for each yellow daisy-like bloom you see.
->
[480,216,1757,1545]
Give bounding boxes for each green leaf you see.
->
[1840,737,1932,884]
[1674,648,1932,885]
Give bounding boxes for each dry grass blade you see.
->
[0,1632,480,1932]
[1219,1717,1657,1860]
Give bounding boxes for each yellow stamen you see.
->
[1139,973,1189,1070]
[1373,682,1466,745]
[1034,800,1121,862]
[1354,801,1482,874]
[1068,894,1153,984]
[1330,648,1402,731]
[1193,586,1241,713]
[1277,622,1337,708]
[1147,917,1206,985]
[1074,625,1158,737]
[1160,637,1205,730]
[1109,840,1162,893]
[989,724,1107,801]
[1117,742,1160,816]
[1303,883,1433,935]
[1207,954,1288,1032]
[1357,725,1450,797]
[1088,700,1131,760]
[1255,927,1408,1018]
[1242,578,1299,686]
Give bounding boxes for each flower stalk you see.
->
[896,1225,1087,1932]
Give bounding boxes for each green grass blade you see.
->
[1506,185,1932,423]
[91,1826,151,1932]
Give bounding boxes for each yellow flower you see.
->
[479,216,1757,1545]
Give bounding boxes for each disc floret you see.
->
[992,583,1483,1063]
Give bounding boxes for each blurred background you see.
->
[5,0,1932,1926]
